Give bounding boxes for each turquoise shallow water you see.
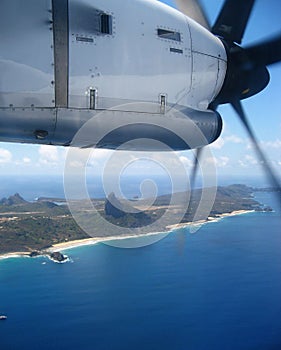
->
[0,192,280,350]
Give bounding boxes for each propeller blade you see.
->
[212,0,255,44]
[231,100,281,204]
[243,34,281,67]
[174,0,210,30]
[177,148,203,253]
[185,148,202,229]
[190,148,203,190]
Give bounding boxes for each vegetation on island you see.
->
[0,185,271,255]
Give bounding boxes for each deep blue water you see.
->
[0,187,281,349]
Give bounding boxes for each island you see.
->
[0,185,273,258]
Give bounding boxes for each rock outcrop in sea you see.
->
[50,251,67,263]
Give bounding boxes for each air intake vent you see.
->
[157,29,181,42]
[100,14,112,34]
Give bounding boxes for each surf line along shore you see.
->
[0,209,255,260]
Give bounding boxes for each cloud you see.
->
[179,155,193,168]
[205,156,229,168]
[261,139,281,149]
[13,156,33,167]
[224,135,244,144]
[210,137,225,149]
[87,149,114,168]
[239,154,258,167]
[68,160,84,169]
[217,156,229,167]
[245,155,258,164]
[22,157,31,164]
[0,148,12,164]
[210,134,244,150]
[247,139,281,151]
[90,149,114,160]
[38,145,60,165]
[86,150,194,176]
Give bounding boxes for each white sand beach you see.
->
[0,209,255,259]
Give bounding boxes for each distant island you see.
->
[0,185,273,259]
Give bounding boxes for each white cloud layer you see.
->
[0,148,12,164]
[23,157,31,164]
[239,154,258,167]
[224,135,244,144]
[38,145,67,168]
[210,137,225,149]
[210,134,244,150]
[261,139,281,149]
[205,156,229,168]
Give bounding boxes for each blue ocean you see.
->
[0,178,280,350]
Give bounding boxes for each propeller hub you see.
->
[214,42,270,105]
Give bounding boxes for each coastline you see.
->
[0,209,255,260]
[0,251,31,260]
[166,209,254,230]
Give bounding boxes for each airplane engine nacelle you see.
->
[53,105,223,151]
[0,105,222,151]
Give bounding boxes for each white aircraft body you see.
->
[0,0,226,150]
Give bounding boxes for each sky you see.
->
[0,0,280,186]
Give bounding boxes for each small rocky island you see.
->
[29,250,67,263]
[49,251,68,263]
[0,185,273,256]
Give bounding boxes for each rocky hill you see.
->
[0,193,27,206]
